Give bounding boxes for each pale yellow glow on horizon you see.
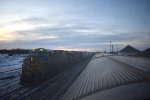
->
[56,46,93,51]
[0,28,15,41]
[0,33,15,41]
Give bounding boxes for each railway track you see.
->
[1,54,149,100]
[51,58,91,100]
[0,71,20,79]
[0,66,25,100]
[16,57,93,100]
[0,68,21,74]
[0,64,71,100]
[0,68,21,89]
[0,86,24,100]
[0,85,34,100]
[0,80,19,88]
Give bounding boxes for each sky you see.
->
[0,0,150,51]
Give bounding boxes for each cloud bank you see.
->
[0,0,150,51]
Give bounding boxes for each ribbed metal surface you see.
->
[62,56,149,100]
[109,56,150,72]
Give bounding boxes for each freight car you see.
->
[20,48,92,86]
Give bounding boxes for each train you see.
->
[20,48,93,86]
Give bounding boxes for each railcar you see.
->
[20,48,89,85]
[20,48,50,85]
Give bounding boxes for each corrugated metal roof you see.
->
[109,56,150,72]
[62,55,149,100]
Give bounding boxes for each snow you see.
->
[0,54,26,72]
[0,54,27,98]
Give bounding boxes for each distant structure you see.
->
[110,41,112,52]
[118,45,141,56]
[142,48,150,58]
[104,48,106,53]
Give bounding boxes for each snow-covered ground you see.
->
[0,54,26,72]
[0,54,27,98]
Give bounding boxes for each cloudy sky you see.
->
[0,0,150,51]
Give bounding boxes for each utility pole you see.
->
[112,44,113,53]
[110,41,112,53]
[117,48,118,55]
